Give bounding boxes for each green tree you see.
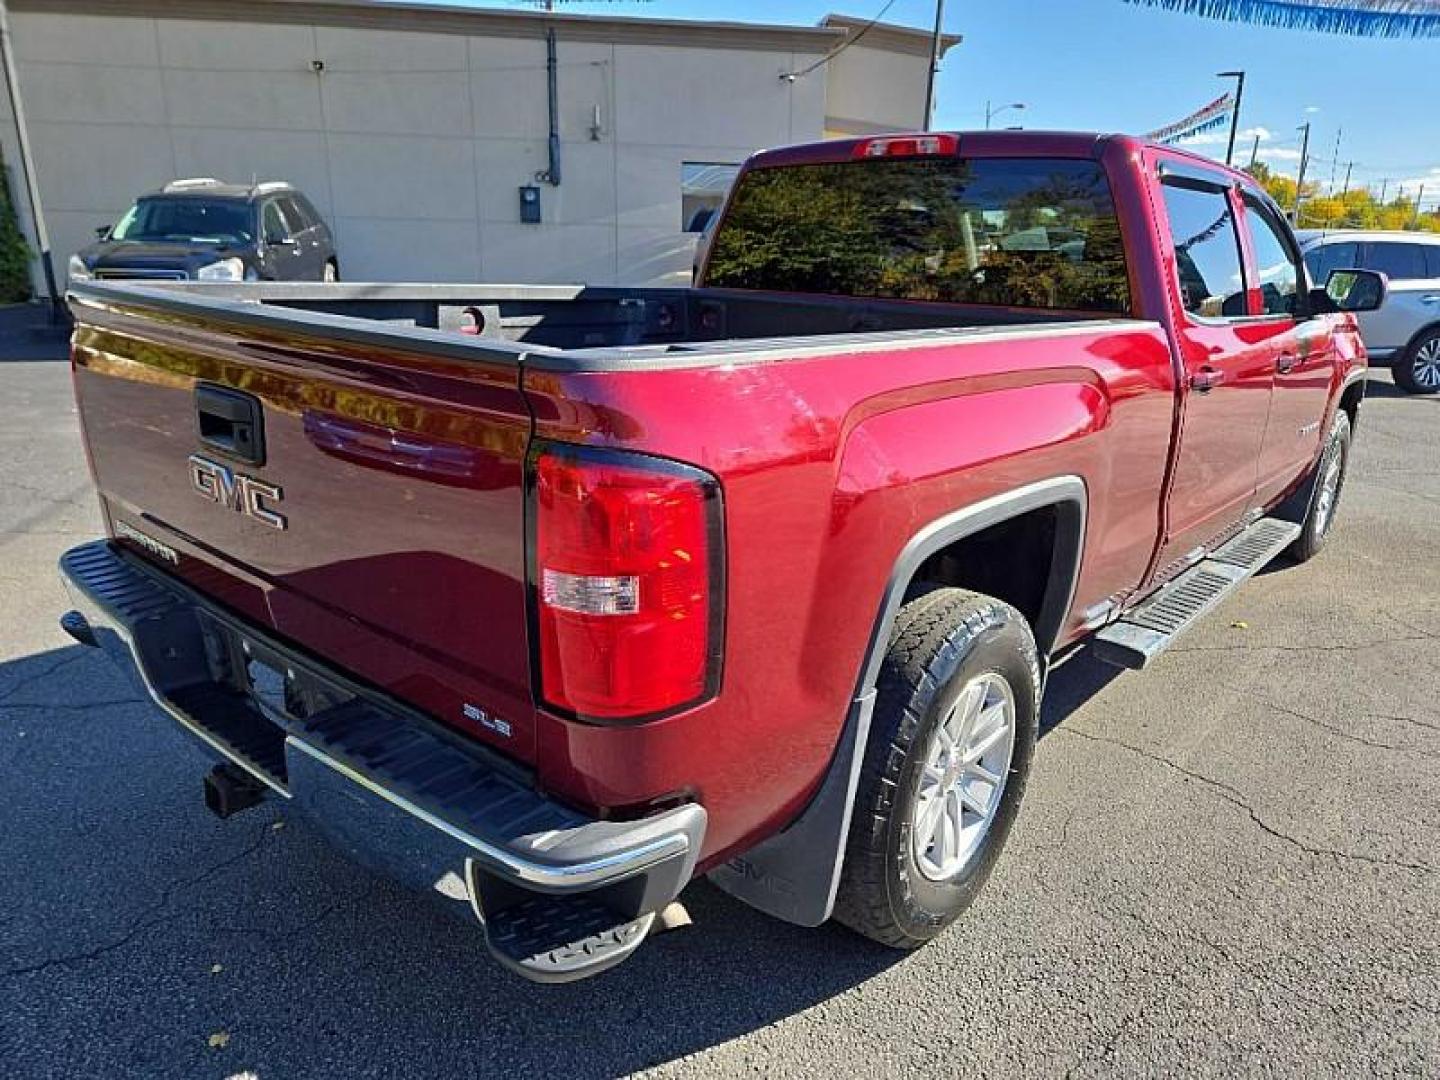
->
[0,148,32,303]
[1243,160,1440,233]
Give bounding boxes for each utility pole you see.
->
[1328,127,1342,190]
[1218,70,1245,166]
[1416,184,1427,229]
[1341,161,1353,196]
[1379,178,1389,204]
[1294,121,1311,221]
[922,0,945,129]
[1248,133,1260,169]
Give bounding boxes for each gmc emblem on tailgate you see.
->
[188,454,286,530]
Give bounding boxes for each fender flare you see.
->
[707,476,1088,926]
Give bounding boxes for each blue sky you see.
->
[454,0,1439,209]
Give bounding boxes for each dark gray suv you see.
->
[68,179,338,285]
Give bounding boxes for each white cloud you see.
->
[1177,125,1272,149]
[1305,105,1321,114]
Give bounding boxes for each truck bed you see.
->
[70,279,1130,369]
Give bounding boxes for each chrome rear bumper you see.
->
[60,540,704,981]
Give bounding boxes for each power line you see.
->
[779,0,900,80]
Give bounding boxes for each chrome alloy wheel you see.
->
[1313,437,1345,537]
[1413,337,1440,391]
[911,672,1017,882]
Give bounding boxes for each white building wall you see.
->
[2,6,929,291]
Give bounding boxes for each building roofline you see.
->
[819,14,962,58]
[6,0,949,55]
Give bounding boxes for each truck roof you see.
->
[746,130,1256,186]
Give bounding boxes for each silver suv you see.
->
[1299,230,1440,394]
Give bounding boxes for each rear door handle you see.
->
[1190,366,1224,393]
[1276,353,1297,374]
[1421,294,1440,305]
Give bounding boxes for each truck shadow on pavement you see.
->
[3,639,1121,1077]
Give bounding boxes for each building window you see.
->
[681,162,740,233]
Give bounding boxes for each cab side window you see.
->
[278,196,311,233]
[261,200,289,243]
[1243,198,1300,317]
[1160,181,1248,319]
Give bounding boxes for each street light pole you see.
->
[1218,69,1245,166]
[922,0,945,129]
[985,101,1026,130]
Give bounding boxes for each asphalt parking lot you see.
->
[2,353,1437,1078]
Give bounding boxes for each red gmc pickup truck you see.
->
[59,131,1384,983]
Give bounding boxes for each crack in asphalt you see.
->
[1054,726,1437,875]
[1064,1001,1151,1080]
[1030,806,1077,860]
[1380,612,1440,641]
[1,824,273,980]
[1221,686,1440,762]
[1373,712,1440,735]
[210,894,356,947]
[1364,481,1440,511]
[1169,633,1437,656]
[0,697,146,714]
[0,653,90,707]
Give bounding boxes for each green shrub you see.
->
[0,150,33,303]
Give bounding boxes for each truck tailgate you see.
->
[69,292,538,761]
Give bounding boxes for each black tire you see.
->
[832,587,1040,949]
[1392,327,1440,395]
[1288,410,1351,563]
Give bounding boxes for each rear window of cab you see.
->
[703,156,1131,315]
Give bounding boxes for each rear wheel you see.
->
[1289,410,1351,563]
[832,587,1039,948]
[1393,328,1440,395]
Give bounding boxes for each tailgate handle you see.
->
[196,385,265,466]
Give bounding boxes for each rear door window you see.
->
[1362,242,1428,280]
[1159,181,1247,319]
[704,156,1131,314]
[1242,197,1300,317]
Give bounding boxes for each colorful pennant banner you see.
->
[1124,1,1440,38]
[1146,93,1235,145]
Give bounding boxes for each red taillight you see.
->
[854,134,958,159]
[532,447,722,722]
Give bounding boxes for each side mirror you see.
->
[94,225,110,239]
[1317,268,1387,314]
